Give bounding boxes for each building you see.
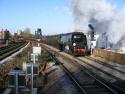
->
[0,29,5,40]
[0,29,10,44]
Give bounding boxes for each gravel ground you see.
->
[38,62,80,94]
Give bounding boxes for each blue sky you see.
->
[108,0,125,9]
[0,0,125,35]
[0,0,72,35]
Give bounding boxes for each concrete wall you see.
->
[93,48,125,65]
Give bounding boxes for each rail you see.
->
[0,42,27,61]
[46,50,119,94]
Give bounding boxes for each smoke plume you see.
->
[70,0,125,52]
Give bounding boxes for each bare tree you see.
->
[22,28,33,38]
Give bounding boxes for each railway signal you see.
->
[35,28,42,39]
[30,46,41,94]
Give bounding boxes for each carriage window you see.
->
[61,35,71,42]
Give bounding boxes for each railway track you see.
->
[0,44,14,52]
[0,42,27,61]
[80,56,125,93]
[45,50,124,94]
[43,45,125,94]
[84,56,125,74]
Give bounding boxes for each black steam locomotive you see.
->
[46,32,88,55]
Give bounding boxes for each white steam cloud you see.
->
[70,0,125,51]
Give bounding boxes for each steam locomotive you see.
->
[46,32,88,55]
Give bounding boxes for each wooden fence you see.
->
[93,48,125,65]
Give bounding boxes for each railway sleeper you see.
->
[45,49,121,94]
[83,87,110,94]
